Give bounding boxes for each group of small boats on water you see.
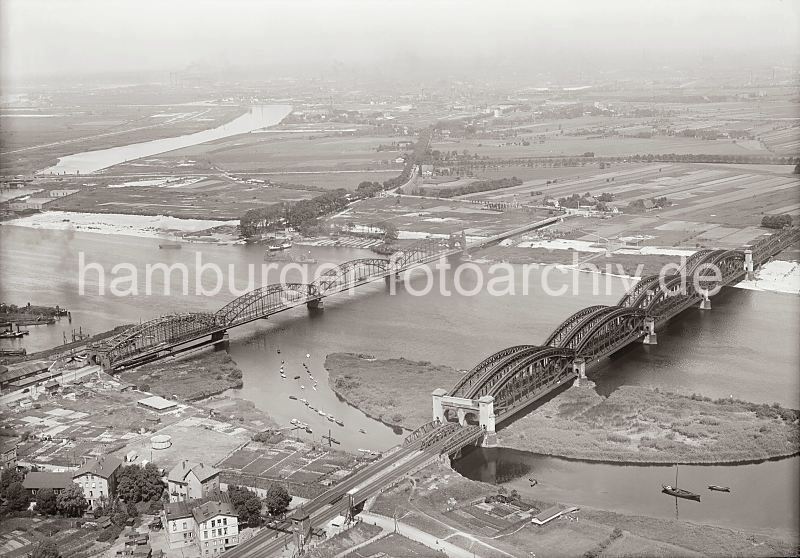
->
[278,348,368,444]
[661,465,730,502]
[0,328,29,339]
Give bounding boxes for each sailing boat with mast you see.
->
[662,464,701,501]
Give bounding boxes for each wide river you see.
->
[0,225,797,534]
[39,104,291,175]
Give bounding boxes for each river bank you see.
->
[325,353,800,464]
[119,350,244,401]
[3,210,240,242]
[371,460,799,557]
[325,352,463,430]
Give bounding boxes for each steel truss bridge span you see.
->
[444,228,799,426]
[90,235,468,370]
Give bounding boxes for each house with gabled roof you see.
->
[73,455,123,509]
[167,460,220,502]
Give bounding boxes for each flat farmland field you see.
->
[50,177,317,219]
[159,133,406,173]
[432,134,769,160]
[260,170,402,190]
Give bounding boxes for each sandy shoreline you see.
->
[3,210,239,241]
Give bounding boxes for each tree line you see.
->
[417,176,523,198]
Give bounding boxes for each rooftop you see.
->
[0,360,52,384]
[23,471,73,491]
[191,494,236,524]
[168,460,219,484]
[74,455,123,479]
[137,395,177,411]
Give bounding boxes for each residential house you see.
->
[23,471,73,497]
[1,436,19,470]
[163,500,196,549]
[167,461,220,502]
[73,455,123,510]
[162,494,239,555]
[193,497,239,556]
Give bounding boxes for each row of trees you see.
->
[419,176,523,198]
[239,189,351,237]
[1,468,88,518]
[761,214,792,229]
[227,483,291,526]
[116,463,166,504]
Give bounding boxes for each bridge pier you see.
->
[478,396,497,447]
[306,299,324,311]
[384,272,402,286]
[431,389,496,445]
[431,388,447,424]
[211,331,229,351]
[744,249,754,280]
[642,316,657,345]
[699,290,712,310]
[572,357,586,386]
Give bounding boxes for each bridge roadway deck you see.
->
[228,424,480,558]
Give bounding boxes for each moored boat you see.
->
[708,485,731,492]
[288,395,298,400]
[661,485,701,501]
[335,419,344,427]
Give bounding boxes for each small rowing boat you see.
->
[708,485,730,492]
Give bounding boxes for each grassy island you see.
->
[325,352,799,464]
[325,352,463,429]
[498,384,800,464]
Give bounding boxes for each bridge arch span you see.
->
[313,258,391,293]
[544,305,608,347]
[449,345,537,398]
[472,346,576,422]
[91,313,220,368]
[215,283,316,327]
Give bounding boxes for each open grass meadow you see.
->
[325,352,463,430]
[497,384,800,464]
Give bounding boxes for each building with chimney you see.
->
[162,493,239,555]
[73,455,123,509]
[167,460,220,502]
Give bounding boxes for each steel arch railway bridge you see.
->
[89,215,567,370]
[226,228,797,558]
[434,228,799,442]
[89,234,469,370]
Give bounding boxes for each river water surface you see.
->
[0,225,797,534]
[39,104,291,175]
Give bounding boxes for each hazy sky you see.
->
[1,0,798,84]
